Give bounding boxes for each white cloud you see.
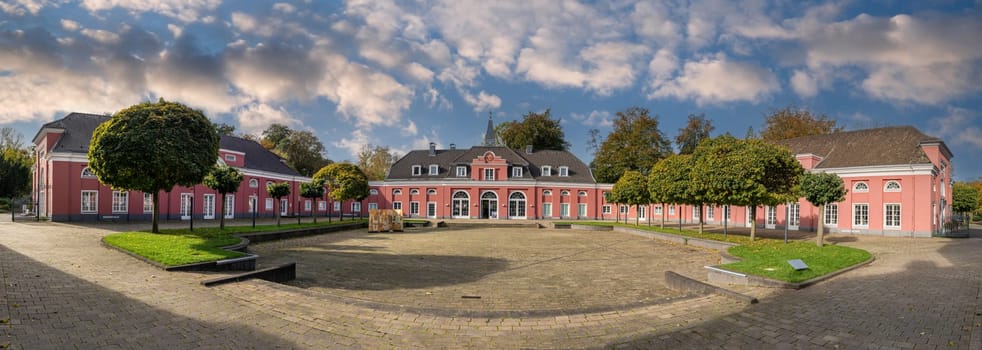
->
[649,54,779,105]
[931,106,982,149]
[0,0,51,16]
[790,69,818,98]
[235,102,299,135]
[80,0,221,23]
[460,90,501,112]
[80,28,120,44]
[334,129,370,160]
[61,19,80,32]
[166,24,181,38]
[570,110,613,128]
[272,2,296,14]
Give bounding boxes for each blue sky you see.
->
[1,1,980,180]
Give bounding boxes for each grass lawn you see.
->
[562,221,871,283]
[103,220,367,267]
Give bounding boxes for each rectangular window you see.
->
[707,206,715,220]
[265,198,274,210]
[429,165,439,175]
[412,165,422,176]
[280,199,288,216]
[224,154,236,162]
[766,206,777,226]
[638,206,646,219]
[560,203,570,217]
[654,205,663,215]
[484,168,495,180]
[410,201,420,216]
[81,191,97,213]
[426,202,436,218]
[203,194,215,219]
[334,202,341,211]
[456,166,467,177]
[885,204,901,228]
[669,206,675,215]
[304,200,311,211]
[853,204,869,227]
[620,205,628,214]
[558,166,568,177]
[789,203,800,227]
[393,201,402,210]
[542,166,551,176]
[512,167,523,178]
[143,193,153,214]
[224,195,234,219]
[602,205,612,214]
[693,206,701,220]
[542,203,552,217]
[352,202,361,213]
[578,203,587,217]
[368,202,378,211]
[248,195,257,213]
[111,191,128,213]
[824,204,838,226]
[181,193,192,219]
[317,200,326,211]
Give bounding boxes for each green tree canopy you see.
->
[675,114,714,155]
[591,107,672,183]
[760,106,843,142]
[214,122,236,136]
[953,183,979,229]
[648,154,696,228]
[612,170,650,226]
[266,182,291,226]
[499,109,569,151]
[202,165,244,229]
[300,179,327,223]
[88,99,219,233]
[313,163,369,220]
[357,144,398,181]
[0,148,32,211]
[800,172,847,246]
[259,124,331,176]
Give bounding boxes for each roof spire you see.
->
[483,111,498,146]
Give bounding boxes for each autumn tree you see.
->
[953,183,979,230]
[300,179,326,223]
[591,107,673,183]
[800,172,847,246]
[0,127,26,153]
[202,165,243,230]
[675,114,714,155]
[313,163,369,221]
[612,170,650,226]
[88,99,219,233]
[266,182,291,226]
[648,154,696,229]
[499,109,569,151]
[357,145,398,181]
[760,106,843,142]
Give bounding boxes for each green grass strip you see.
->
[104,219,366,267]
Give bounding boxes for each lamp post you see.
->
[784,203,789,244]
[189,194,194,231]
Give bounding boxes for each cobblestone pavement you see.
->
[0,218,979,349]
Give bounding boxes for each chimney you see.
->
[525,144,533,154]
[429,142,436,156]
[450,143,456,150]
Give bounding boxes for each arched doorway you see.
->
[480,191,498,219]
[452,191,470,218]
[508,192,526,219]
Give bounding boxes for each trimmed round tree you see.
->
[300,179,326,223]
[203,165,243,230]
[266,182,291,226]
[801,172,847,246]
[612,170,650,226]
[649,154,695,229]
[88,99,219,233]
[313,163,369,221]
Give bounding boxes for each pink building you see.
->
[33,113,326,222]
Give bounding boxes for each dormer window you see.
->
[429,164,439,175]
[558,166,569,177]
[81,167,96,178]
[224,154,236,162]
[412,165,422,176]
[456,166,467,177]
[854,182,869,193]
[541,166,552,176]
[512,167,523,178]
[884,181,901,192]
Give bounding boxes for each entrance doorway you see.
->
[480,191,498,219]
[452,191,469,218]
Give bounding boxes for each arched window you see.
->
[410,189,420,195]
[452,191,470,218]
[542,190,552,196]
[427,189,437,195]
[266,181,274,189]
[393,189,402,195]
[578,191,587,197]
[369,189,378,195]
[81,167,96,178]
[884,181,901,192]
[561,190,570,196]
[249,179,259,188]
[853,182,869,193]
[508,192,526,218]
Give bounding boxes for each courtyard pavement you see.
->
[0,216,979,349]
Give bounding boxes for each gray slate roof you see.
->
[386,145,596,183]
[776,126,944,169]
[38,112,300,177]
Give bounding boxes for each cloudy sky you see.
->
[2,0,981,180]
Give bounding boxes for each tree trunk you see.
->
[698,204,704,234]
[635,205,639,226]
[339,204,344,221]
[275,198,281,226]
[816,205,825,247]
[312,198,317,224]
[660,203,665,229]
[218,192,226,230]
[749,206,757,241]
[152,192,160,233]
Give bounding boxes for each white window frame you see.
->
[456,166,467,177]
[224,154,236,162]
[249,179,258,188]
[765,206,777,228]
[181,193,193,220]
[393,189,402,195]
[280,199,288,216]
[111,191,128,213]
[248,195,257,213]
[560,203,570,218]
[824,203,838,226]
[333,201,341,211]
[426,202,436,218]
[265,198,274,210]
[706,206,715,221]
[542,202,552,218]
[81,191,98,213]
[602,205,612,214]
[410,189,420,195]
[558,166,569,177]
[693,206,701,220]
[412,165,422,176]
[427,189,437,195]
[429,164,439,175]
[369,202,378,211]
[512,167,523,178]
[884,203,901,229]
[542,190,552,196]
[392,201,402,211]
[304,199,312,211]
[203,194,216,219]
[669,206,675,215]
[484,168,495,180]
[654,205,663,215]
[561,190,570,196]
[854,181,869,193]
[224,194,234,219]
[409,201,420,216]
[788,203,800,228]
[853,203,869,227]
[578,191,587,197]
[81,167,96,178]
[318,200,326,211]
[369,189,378,195]
[578,203,587,217]
[143,193,153,214]
[619,205,628,214]
[884,181,901,192]
[637,205,646,220]
[541,166,552,176]
[352,202,361,213]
